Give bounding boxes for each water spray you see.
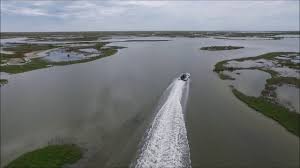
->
[132,73,191,168]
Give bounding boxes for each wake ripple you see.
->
[133,79,191,168]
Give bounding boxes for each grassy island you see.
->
[5,144,82,168]
[0,79,8,86]
[1,43,123,74]
[232,88,299,137]
[214,52,300,137]
[200,45,244,51]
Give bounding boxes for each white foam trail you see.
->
[133,79,191,168]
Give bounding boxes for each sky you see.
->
[1,0,299,32]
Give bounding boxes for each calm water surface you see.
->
[276,84,300,113]
[1,37,299,167]
[228,70,271,97]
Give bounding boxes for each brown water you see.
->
[1,37,299,167]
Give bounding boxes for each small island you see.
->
[214,52,300,137]
[4,144,82,168]
[0,79,8,86]
[200,45,244,51]
[1,42,124,74]
[0,40,125,85]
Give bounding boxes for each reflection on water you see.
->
[226,59,276,69]
[271,67,300,78]
[227,70,271,97]
[43,48,99,62]
[79,48,100,53]
[276,85,300,113]
[1,37,299,168]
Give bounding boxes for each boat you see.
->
[179,73,190,81]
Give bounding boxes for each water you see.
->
[226,59,276,69]
[228,70,271,97]
[274,34,300,38]
[43,48,97,62]
[79,48,100,53]
[1,37,299,168]
[276,85,300,113]
[0,37,28,44]
[133,78,190,168]
[271,67,300,78]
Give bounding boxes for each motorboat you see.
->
[179,73,190,81]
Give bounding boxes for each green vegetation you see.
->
[200,45,244,51]
[218,72,235,80]
[3,44,57,58]
[1,45,120,74]
[1,53,20,59]
[266,77,300,88]
[214,60,229,73]
[232,52,298,61]
[51,47,118,66]
[1,44,58,69]
[1,58,49,74]
[214,52,299,73]
[1,31,299,39]
[232,88,299,137]
[5,144,82,168]
[214,52,300,136]
[0,79,8,85]
[46,36,99,41]
[95,42,109,50]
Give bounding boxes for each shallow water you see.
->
[44,49,86,62]
[43,48,99,62]
[226,59,276,69]
[274,34,300,38]
[0,37,28,44]
[276,85,300,113]
[79,48,100,53]
[229,70,271,97]
[271,67,300,78]
[1,37,299,168]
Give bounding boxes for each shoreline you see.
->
[214,52,300,137]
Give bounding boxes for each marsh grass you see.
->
[1,58,49,74]
[0,79,8,85]
[3,44,57,58]
[200,46,244,51]
[232,88,299,137]
[4,144,82,168]
[1,45,120,74]
[214,52,300,137]
[218,72,235,80]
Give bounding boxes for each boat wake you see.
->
[132,77,191,168]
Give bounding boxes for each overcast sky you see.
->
[1,0,299,32]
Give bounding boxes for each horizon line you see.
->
[1,30,300,33]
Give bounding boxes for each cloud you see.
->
[59,1,126,19]
[113,0,168,7]
[1,0,299,31]
[31,1,53,7]
[1,3,50,16]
